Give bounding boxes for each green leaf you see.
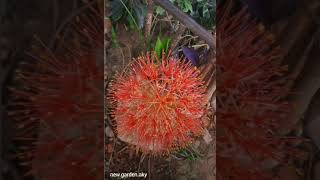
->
[131,0,147,29]
[155,37,163,58]
[111,26,120,48]
[119,0,139,29]
[111,0,128,22]
[154,37,172,59]
[163,37,172,53]
[126,15,136,29]
[155,6,165,15]
[177,0,193,13]
[202,6,210,18]
[183,0,193,13]
[189,0,216,29]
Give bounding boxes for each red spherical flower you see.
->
[108,54,207,154]
[8,2,104,180]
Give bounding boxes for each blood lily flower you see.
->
[108,54,208,154]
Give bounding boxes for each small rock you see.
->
[193,140,201,149]
[106,143,114,154]
[104,17,112,34]
[105,126,114,138]
[203,129,213,144]
[165,157,171,162]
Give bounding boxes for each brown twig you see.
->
[170,24,186,50]
[153,0,215,49]
[145,0,154,38]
